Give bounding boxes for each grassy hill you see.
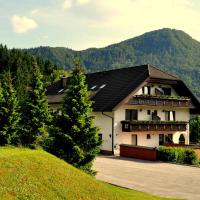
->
[26,28,200,98]
[0,147,175,200]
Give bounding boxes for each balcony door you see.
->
[132,134,137,146]
[159,134,164,145]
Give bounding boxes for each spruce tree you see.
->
[20,59,52,147]
[0,73,20,145]
[48,59,101,174]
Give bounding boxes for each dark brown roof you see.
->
[46,64,200,112]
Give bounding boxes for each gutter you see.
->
[102,112,114,155]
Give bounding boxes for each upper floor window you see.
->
[125,109,138,121]
[155,87,171,96]
[165,111,175,121]
[162,87,171,96]
[142,86,151,95]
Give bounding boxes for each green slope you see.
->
[0,147,175,200]
[26,28,200,98]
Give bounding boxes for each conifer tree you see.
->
[20,59,52,146]
[0,73,20,145]
[48,59,101,174]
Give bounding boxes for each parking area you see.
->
[93,155,200,200]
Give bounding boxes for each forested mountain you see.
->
[0,45,57,102]
[26,28,200,98]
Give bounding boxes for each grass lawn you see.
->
[0,147,177,200]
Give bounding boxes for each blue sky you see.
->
[1,0,200,50]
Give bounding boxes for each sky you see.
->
[1,0,200,50]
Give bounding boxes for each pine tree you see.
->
[0,72,20,145]
[47,59,101,174]
[20,59,52,147]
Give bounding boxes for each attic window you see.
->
[100,84,106,89]
[90,85,97,90]
[58,88,64,94]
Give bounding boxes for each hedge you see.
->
[157,146,198,165]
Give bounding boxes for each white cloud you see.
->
[63,0,73,10]
[11,15,38,33]
[83,0,200,44]
[30,9,40,15]
[76,0,91,6]
[63,0,91,10]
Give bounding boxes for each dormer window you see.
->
[100,84,106,89]
[90,85,97,90]
[58,88,64,94]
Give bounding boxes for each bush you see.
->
[157,146,198,165]
[184,148,198,165]
[157,146,176,162]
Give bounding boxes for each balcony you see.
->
[128,95,191,107]
[121,120,187,132]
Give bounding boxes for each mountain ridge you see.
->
[25,28,200,97]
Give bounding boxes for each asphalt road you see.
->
[93,155,200,200]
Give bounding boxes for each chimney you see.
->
[61,76,68,88]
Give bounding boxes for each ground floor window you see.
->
[165,134,173,143]
[147,134,151,139]
[159,134,164,145]
[159,133,173,145]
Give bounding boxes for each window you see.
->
[147,86,151,95]
[58,88,64,94]
[165,111,175,121]
[99,84,106,89]
[162,87,171,96]
[155,88,164,95]
[159,134,164,145]
[90,85,97,90]
[166,134,173,143]
[147,110,151,115]
[147,134,151,139]
[142,86,151,95]
[125,109,138,121]
[152,110,157,116]
[98,134,103,142]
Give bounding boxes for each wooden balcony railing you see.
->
[128,95,191,107]
[121,120,187,132]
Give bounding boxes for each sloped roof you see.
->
[148,65,178,80]
[46,64,200,112]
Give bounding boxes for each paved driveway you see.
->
[93,156,200,200]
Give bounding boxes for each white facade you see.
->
[91,83,190,154]
[49,83,191,155]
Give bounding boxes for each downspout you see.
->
[102,112,114,155]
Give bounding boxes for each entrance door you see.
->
[159,134,164,145]
[132,135,137,146]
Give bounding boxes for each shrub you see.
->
[157,146,176,162]
[183,148,198,165]
[175,147,185,164]
[157,146,198,165]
